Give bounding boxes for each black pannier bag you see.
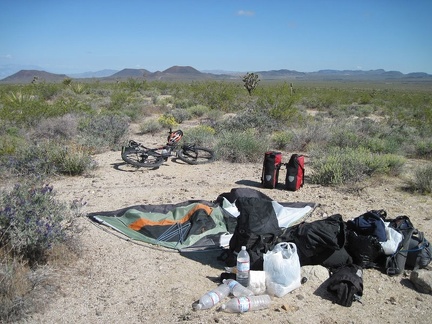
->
[285,154,305,191]
[261,151,282,189]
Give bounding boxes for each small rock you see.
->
[410,269,432,294]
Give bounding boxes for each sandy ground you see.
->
[27,128,432,324]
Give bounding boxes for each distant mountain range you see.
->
[1,65,432,84]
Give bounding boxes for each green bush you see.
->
[271,131,293,150]
[139,118,163,134]
[310,147,406,185]
[158,114,178,128]
[183,125,216,147]
[410,164,432,194]
[170,108,192,123]
[215,129,269,163]
[186,104,210,117]
[0,141,96,177]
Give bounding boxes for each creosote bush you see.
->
[310,147,406,185]
[410,164,432,194]
[215,129,269,163]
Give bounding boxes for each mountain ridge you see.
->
[1,66,432,84]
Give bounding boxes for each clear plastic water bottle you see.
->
[193,283,230,310]
[236,246,250,287]
[222,279,254,297]
[220,295,272,313]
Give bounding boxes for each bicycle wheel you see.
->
[121,146,164,168]
[177,145,215,165]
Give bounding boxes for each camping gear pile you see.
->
[89,152,430,310]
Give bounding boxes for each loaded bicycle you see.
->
[121,129,215,168]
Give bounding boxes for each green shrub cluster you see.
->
[215,129,269,163]
[310,147,406,185]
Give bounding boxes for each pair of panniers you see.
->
[261,152,304,191]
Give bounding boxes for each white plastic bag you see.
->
[380,224,403,255]
[263,242,302,297]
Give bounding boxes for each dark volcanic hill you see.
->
[162,66,201,74]
[1,70,68,83]
[110,68,152,78]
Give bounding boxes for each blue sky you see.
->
[1,0,431,74]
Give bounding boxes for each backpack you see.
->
[385,215,432,275]
[261,151,282,189]
[223,197,282,270]
[285,154,304,191]
[346,209,387,242]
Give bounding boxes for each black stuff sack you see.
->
[325,264,363,307]
[224,197,283,270]
[261,151,282,189]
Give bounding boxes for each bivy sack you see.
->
[225,197,283,270]
[261,151,282,189]
[285,154,305,191]
[385,215,432,275]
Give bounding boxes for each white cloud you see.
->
[237,10,254,16]
[1,54,13,59]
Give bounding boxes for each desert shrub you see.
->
[188,81,244,112]
[409,164,432,194]
[187,104,210,117]
[109,90,131,111]
[139,118,163,134]
[271,131,293,150]
[158,114,178,128]
[0,141,95,177]
[78,113,129,152]
[2,142,58,177]
[215,129,269,163]
[310,147,406,185]
[412,139,432,159]
[285,121,333,151]
[170,108,192,123]
[49,144,96,176]
[183,125,216,147]
[0,180,80,265]
[71,83,87,94]
[31,114,79,141]
[0,179,82,321]
[216,104,282,134]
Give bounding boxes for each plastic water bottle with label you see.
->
[222,279,254,297]
[221,295,272,313]
[236,246,250,287]
[193,283,230,310]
